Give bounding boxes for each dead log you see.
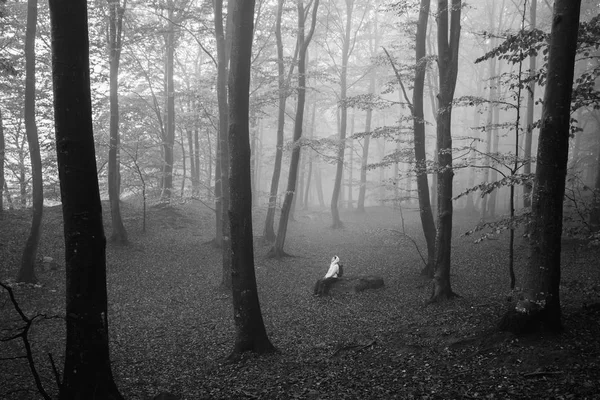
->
[313,275,384,296]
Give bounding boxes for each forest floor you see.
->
[1,200,600,399]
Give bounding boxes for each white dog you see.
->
[324,255,342,279]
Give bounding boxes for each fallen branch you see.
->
[48,353,61,389]
[330,339,376,358]
[0,281,54,400]
[385,229,427,267]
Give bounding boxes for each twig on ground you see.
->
[329,339,376,358]
[48,352,61,389]
[385,229,427,267]
[0,281,54,400]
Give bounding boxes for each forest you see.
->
[1,0,599,399]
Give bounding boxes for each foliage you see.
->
[475,17,600,110]
[455,173,534,199]
[462,211,531,243]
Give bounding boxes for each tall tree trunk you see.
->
[264,0,298,241]
[4,180,14,210]
[19,149,27,207]
[187,128,196,192]
[347,115,354,209]
[227,0,276,359]
[194,127,201,194]
[293,152,304,215]
[488,102,500,217]
[357,110,372,212]
[18,0,42,284]
[464,104,481,213]
[162,1,175,201]
[303,101,317,209]
[250,115,258,205]
[49,1,124,398]
[425,40,439,213]
[268,0,319,258]
[430,0,461,302]
[412,0,436,277]
[500,0,581,333]
[214,0,233,287]
[523,0,537,209]
[303,156,312,209]
[589,135,600,231]
[180,129,187,196]
[331,0,354,229]
[107,0,128,244]
[315,165,324,207]
[358,13,377,213]
[480,37,497,222]
[0,108,4,214]
[464,73,483,213]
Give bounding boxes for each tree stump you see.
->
[313,275,384,296]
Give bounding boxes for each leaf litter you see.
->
[1,201,599,399]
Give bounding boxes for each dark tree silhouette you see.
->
[523,0,537,209]
[263,0,297,242]
[330,0,358,229]
[17,0,42,284]
[107,0,128,244]
[412,0,436,278]
[213,0,233,288]
[0,108,4,214]
[268,0,320,258]
[499,0,582,334]
[161,0,176,201]
[357,8,378,214]
[48,0,123,398]
[227,0,275,359]
[430,0,461,302]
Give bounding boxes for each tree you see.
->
[430,0,461,302]
[412,0,436,277]
[263,0,297,242]
[227,0,276,359]
[357,7,378,214]
[268,0,320,258]
[107,0,128,244]
[499,0,582,333]
[0,108,4,214]
[330,0,363,229]
[214,0,233,288]
[161,0,176,201]
[48,0,124,397]
[17,0,43,284]
[523,0,537,209]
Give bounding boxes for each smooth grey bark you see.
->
[0,108,4,214]
[227,0,276,359]
[161,0,175,201]
[430,0,461,302]
[18,0,42,284]
[590,134,600,230]
[268,0,319,258]
[523,0,537,209]
[107,0,128,244]
[49,0,123,397]
[331,0,355,229]
[214,0,233,287]
[500,0,581,333]
[412,0,436,277]
[264,0,299,241]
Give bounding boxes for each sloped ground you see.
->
[1,201,599,399]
